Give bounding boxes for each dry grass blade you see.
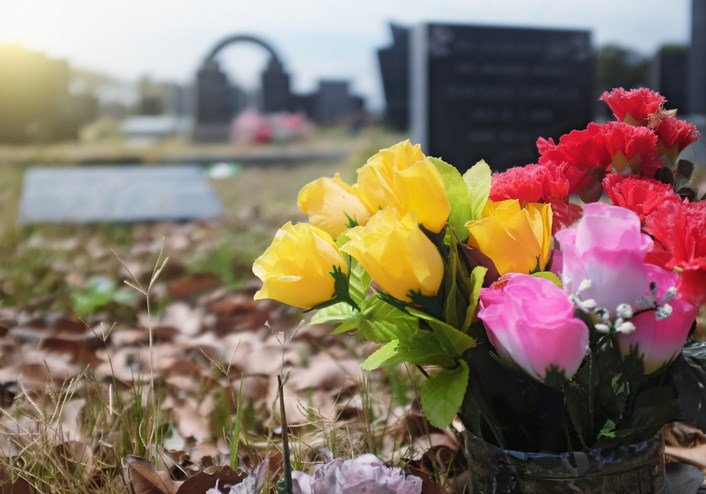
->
[278,374,293,494]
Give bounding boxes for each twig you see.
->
[278,374,293,494]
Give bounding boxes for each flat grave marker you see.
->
[19,165,223,223]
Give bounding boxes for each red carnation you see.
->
[602,174,682,222]
[537,123,611,195]
[600,87,666,126]
[490,163,570,203]
[600,121,662,178]
[655,117,700,164]
[490,165,545,203]
[490,163,578,232]
[645,201,706,307]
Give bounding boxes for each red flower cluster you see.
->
[646,201,706,307]
[529,88,699,203]
[492,87,704,308]
[536,121,664,201]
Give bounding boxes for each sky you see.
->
[0,0,692,109]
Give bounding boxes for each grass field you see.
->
[0,129,467,494]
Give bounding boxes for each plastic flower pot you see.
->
[464,431,666,494]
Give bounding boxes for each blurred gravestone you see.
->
[410,23,592,171]
[378,23,411,131]
[653,46,688,112]
[19,165,223,223]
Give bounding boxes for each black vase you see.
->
[464,431,666,494]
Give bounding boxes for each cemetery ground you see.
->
[0,129,464,493]
[0,129,705,493]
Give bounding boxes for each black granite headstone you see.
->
[378,23,411,131]
[194,61,236,141]
[261,58,291,113]
[315,81,355,124]
[19,165,223,223]
[689,0,706,114]
[411,23,593,171]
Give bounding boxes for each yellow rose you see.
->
[297,173,372,238]
[356,140,450,233]
[465,200,552,275]
[253,222,346,309]
[341,208,444,302]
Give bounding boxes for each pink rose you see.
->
[555,202,653,314]
[478,274,589,382]
[617,265,698,374]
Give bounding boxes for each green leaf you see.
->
[70,278,136,318]
[408,308,476,356]
[463,160,492,221]
[309,302,358,326]
[442,243,462,328]
[429,157,472,242]
[463,266,487,331]
[361,332,457,370]
[395,333,456,367]
[421,361,469,428]
[311,294,417,343]
[671,340,706,431]
[358,296,418,343]
[531,271,562,288]
[564,381,590,449]
[361,340,400,370]
[348,258,371,306]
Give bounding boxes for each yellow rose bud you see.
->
[356,140,450,233]
[466,200,553,275]
[253,222,346,309]
[297,173,372,238]
[341,208,444,302]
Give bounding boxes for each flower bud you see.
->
[253,222,346,309]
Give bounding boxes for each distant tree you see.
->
[0,45,98,143]
[137,76,167,115]
[594,44,651,118]
[595,44,650,91]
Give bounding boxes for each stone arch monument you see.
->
[194,34,291,141]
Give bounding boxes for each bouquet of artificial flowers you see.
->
[253,87,705,454]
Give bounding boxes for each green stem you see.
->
[588,348,595,442]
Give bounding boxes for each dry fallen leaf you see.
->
[665,422,706,471]
[0,463,31,494]
[125,456,180,494]
[175,465,245,494]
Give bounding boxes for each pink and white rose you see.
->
[555,202,653,314]
[617,265,698,374]
[478,274,589,382]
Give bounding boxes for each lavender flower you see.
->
[292,452,422,494]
